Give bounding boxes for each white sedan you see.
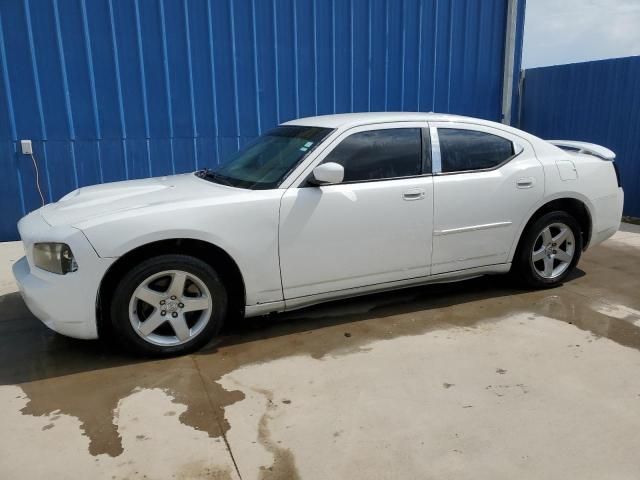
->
[13,113,624,355]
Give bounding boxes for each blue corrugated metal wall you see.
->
[520,56,640,218]
[0,0,521,240]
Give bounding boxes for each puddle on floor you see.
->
[1,239,639,465]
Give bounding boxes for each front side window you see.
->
[322,128,422,182]
[198,126,332,189]
[438,128,514,173]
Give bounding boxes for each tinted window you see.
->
[199,126,332,189]
[438,129,514,173]
[323,128,422,182]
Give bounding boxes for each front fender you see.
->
[79,195,284,306]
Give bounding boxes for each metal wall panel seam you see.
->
[430,0,438,109]
[331,0,337,113]
[250,0,261,133]
[311,0,318,116]
[472,0,481,113]
[399,0,406,110]
[14,146,27,216]
[383,0,389,109]
[367,0,372,111]
[462,0,471,114]
[228,0,240,145]
[107,0,127,144]
[23,0,46,140]
[349,0,354,112]
[183,0,197,138]
[120,139,129,182]
[145,138,152,178]
[206,0,221,162]
[292,0,300,118]
[446,0,454,112]
[2,6,27,211]
[79,11,101,138]
[157,0,175,173]
[501,0,518,124]
[41,142,53,202]
[133,0,149,140]
[271,0,281,124]
[183,0,198,169]
[69,141,79,190]
[416,0,424,109]
[52,0,75,143]
[132,0,151,176]
[0,11,16,141]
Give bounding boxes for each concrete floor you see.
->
[1,224,640,480]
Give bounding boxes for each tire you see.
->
[110,254,227,356]
[515,211,583,288]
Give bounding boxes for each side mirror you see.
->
[310,162,344,185]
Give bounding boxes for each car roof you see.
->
[281,112,502,130]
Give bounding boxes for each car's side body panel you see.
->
[278,122,434,299]
[537,147,622,247]
[504,139,623,262]
[279,176,434,298]
[428,121,545,274]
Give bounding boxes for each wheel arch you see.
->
[96,238,246,338]
[509,196,593,263]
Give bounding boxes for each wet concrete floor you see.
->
[1,224,640,479]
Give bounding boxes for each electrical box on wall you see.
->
[21,140,33,155]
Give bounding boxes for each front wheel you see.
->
[515,211,583,288]
[110,254,227,356]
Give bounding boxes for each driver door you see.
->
[278,123,434,299]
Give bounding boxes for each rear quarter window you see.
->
[439,129,514,173]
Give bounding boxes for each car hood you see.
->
[40,173,242,227]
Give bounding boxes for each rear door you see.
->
[430,122,544,274]
[278,123,434,299]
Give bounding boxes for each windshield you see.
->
[197,125,332,189]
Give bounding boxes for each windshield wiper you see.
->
[196,168,234,187]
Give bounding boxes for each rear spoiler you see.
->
[548,140,616,161]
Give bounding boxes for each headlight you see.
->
[33,243,78,274]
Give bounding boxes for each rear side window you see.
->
[323,128,422,182]
[438,128,514,173]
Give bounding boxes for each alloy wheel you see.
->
[531,222,575,279]
[128,270,213,346]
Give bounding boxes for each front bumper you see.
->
[12,211,115,339]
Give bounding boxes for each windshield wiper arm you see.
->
[196,168,234,187]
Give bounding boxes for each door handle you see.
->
[516,177,534,189]
[402,189,425,201]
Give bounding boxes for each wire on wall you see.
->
[30,152,46,206]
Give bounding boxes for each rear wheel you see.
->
[515,211,582,288]
[110,254,227,356]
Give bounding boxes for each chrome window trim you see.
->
[429,127,442,174]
